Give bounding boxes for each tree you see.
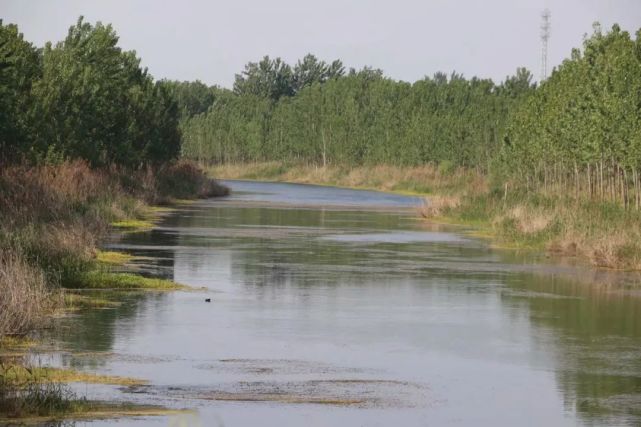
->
[159,79,218,120]
[32,17,181,167]
[291,54,345,94]
[0,20,41,162]
[500,67,536,98]
[233,56,293,101]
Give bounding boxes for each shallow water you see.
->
[43,180,641,426]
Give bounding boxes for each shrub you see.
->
[155,160,229,201]
[0,251,54,337]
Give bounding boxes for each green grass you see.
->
[0,364,147,387]
[208,161,482,197]
[437,189,641,269]
[95,250,136,266]
[63,292,121,309]
[67,271,188,291]
[0,381,182,422]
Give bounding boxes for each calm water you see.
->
[43,180,641,426]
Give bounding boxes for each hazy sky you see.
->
[2,0,640,87]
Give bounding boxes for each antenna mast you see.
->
[540,9,551,81]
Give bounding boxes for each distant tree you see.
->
[233,56,293,101]
[500,67,536,98]
[348,66,384,80]
[160,80,218,120]
[291,54,345,93]
[326,59,346,80]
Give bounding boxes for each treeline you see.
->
[181,24,641,208]
[502,24,641,207]
[182,57,535,169]
[1,17,182,167]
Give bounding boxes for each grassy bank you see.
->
[0,159,227,421]
[210,161,641,271]
[428,189,641,270]
[209,161,485,195]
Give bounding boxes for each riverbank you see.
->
[210,161,641,271]
[0,159,228,422]
[209,161,484,195]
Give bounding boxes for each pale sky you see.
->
[2,0,640,87]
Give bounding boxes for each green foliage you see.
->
[232,54,344,101]
[501,24,641,207]
[0,20,41,162]
[159,79,220,120]
[233,55,294,101]
[72,271,186,290]
[292,54,345,93]
[183,65,532,169]
[185,24,641,212]
[1,17,182,168]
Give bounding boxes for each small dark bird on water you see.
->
[205,298,211,303]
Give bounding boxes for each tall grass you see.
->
[0,253,55,337]
[208,161,485,195]
[0,159,227,418]
[0,159,227,339]
[422,186,641,270]
[0,367,76,419]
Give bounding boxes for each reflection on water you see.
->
[45,180,641,426]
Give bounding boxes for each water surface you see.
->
[46,180,641,426]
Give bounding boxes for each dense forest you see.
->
[181,24,641,208]
[503,24,641,207]
[0,17,181,167]
[181,57,535,170]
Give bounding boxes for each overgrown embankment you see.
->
[0,159,227,338]
[210,161,641,271]
[426,188,641,270]
[0,159,227,421]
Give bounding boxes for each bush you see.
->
[155,160,229,201]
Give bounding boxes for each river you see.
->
[44,180,641,426]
